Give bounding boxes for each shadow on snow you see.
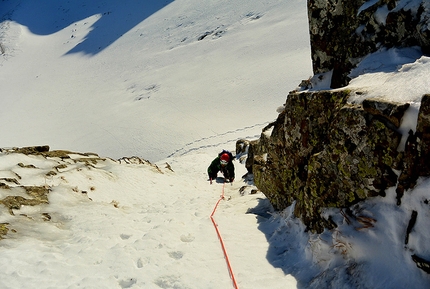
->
[5,0,173,55]
[248,198,319,288]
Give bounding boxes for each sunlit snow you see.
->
[0,0,430,288]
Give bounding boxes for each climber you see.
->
[208,150,235,184]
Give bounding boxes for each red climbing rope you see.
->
[210,181,239,289]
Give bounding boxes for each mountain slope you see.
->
[2,0,429,288]
[0,147,299,288]
[0,0,312,161]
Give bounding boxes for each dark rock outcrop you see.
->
[0,145,50,154]
[396,94,430,204]
[412,254,430,274]
[307,0,430,88]
[247,91,430,233]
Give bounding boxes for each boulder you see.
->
[249,90,420,233]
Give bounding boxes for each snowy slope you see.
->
[0,149,297,288]
[1,0,430,289]
[0,0,311,161]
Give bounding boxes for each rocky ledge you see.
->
[245,91,430,233]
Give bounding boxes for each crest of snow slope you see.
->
[0,0,312,161]
[347,47,430,105]
[347,47,430,150]
[310,46,430,151]
[0,146,297,289]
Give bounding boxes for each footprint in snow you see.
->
[120,233,132,240]
[180,233,195,242]
[168,251,184,260]
[118,278,137,288]
[154,275,182,289]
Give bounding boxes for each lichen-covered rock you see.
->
[250,90,350,215]
[362,98,410,128]
[3,145,50,154]
[299,105,401,231]
[250,90,411,233]
[307,0,430,88]
[0,223,9,239]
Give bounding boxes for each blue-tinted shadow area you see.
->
[249,197,316,288]
[6,0,173,55]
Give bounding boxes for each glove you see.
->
[229,178,234,183]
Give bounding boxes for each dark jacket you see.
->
[208,151,235,180]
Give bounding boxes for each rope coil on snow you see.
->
[210,182,239,289]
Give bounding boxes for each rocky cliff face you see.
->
[244,0,430,234]
[247,91,430,233]
[308,0,430,88]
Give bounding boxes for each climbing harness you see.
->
[210,181,239,289]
